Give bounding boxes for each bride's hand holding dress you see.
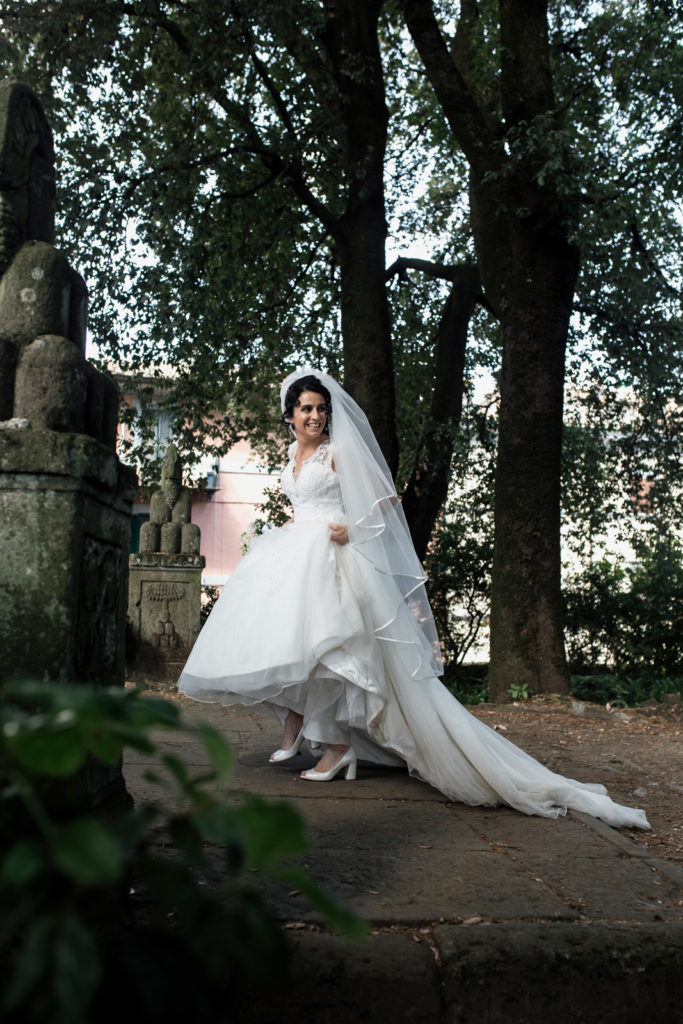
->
[329,523,349,545]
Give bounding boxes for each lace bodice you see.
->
[281,439,345,521]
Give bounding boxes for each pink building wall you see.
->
[119,385,279,586]
[191,441,280,584]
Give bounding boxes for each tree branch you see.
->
[117,2,193,55]
[573,303,683,338]
[450,0,499,129]
[386,256,495,315]
[244,39,298,140]
[251,234,332,314]
[386,256,461,281]
[211,171,282,202]
[629,221,682,299]
[194,82,342,236]
[399,0,500,172]
[401,264,488,558]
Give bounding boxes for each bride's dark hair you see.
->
[282,375,332,434]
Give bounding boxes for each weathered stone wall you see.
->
[0,427,136,685]
[0,79,118,447]
[128,553,204,688]
[127,443,204,688]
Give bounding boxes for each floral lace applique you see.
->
[291,438,332,478]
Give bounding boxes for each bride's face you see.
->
[291,391,327,440]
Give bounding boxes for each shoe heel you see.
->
[345,759,357,781]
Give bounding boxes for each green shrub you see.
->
[570,673,683,707]
[445,664,490,705]
[200,583,222,625]
[564,538,683,676]
[426,518,492,669]
[0,681,365,1024]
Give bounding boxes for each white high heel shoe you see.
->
[300,748,357,782]
[269,726,306,763]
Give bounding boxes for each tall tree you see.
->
[235,0,400,465]
[400,0,683,698]
[400,0,588,697]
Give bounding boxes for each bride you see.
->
[179,369,649,830]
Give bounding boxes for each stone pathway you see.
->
[124,699,683,1023]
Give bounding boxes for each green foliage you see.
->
[0,681,366,1024]
[200,584,222,626]
[508,683,530,702]
[425,400,496,667]
[0,0,353,476]
[564,556,627,669]
[570,673,683,708]
[564,538,683,676]
[446,671,489,706]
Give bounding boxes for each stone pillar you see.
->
[0,78,118,445]
[128,444,205,688]
[0,428,136,687]
[0,79,137,809]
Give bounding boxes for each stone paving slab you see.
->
[250,932,441,1024]
[457,809,683,923]
[502,843,679,922]
[434,921,683,1024]
[255,799,580,924]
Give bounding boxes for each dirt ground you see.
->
[471,695,683,865]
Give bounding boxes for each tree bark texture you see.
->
[401,265,483,561]
[322,0,398,473]
[483,212,578,698]
[402,0,577,698]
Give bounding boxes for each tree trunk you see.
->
[401,0,577,698]
[401,265,482,560]
[481,212,579,699]
[337,228,396,472]
[323,0,398,474]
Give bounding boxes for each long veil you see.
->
[280,367,442,682]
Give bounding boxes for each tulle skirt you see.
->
[178,519,650,830]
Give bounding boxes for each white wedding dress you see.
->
[179,439,649,830]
